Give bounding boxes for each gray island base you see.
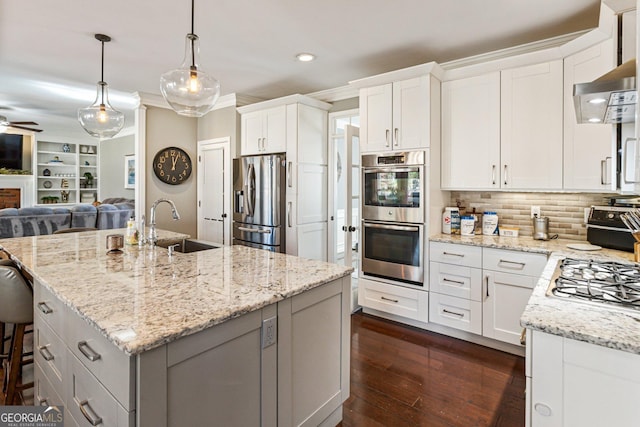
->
[0,229,352,426]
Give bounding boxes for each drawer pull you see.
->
[443,277,465,286]
[443,309,464,318]
[79,399,103,426]
[443,251,464,258]
[498,259,526,270]
[78,341,101,362]
[38,345,54,361]
[37,302,53,314]
[380,296,399,303]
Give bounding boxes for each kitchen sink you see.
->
[158,238,220,253]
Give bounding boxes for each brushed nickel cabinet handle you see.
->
[385,129,390,147]
[485,274,490,299]
[394,128,399,146]
[78,399,103,426]
[77,341,101,362]
[498,259,526,270]
[443,251,464,257]
[380,296,399,303]
[503,165,508,185]
[492,165,496,185]
[37,302,53,314]
[287,161,292,187]
[38,345,54,361]
[443,277,465,286]
[287,202,292,228]
[443,309,464,318]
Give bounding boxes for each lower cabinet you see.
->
[34,276,351,427]
[429,242,547,347]
[358,277,429,323]
[527,329,640,427]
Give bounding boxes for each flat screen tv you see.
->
[0,134,23,170]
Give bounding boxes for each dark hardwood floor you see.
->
[340,311,526,427]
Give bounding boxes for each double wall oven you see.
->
[361,151,425,286]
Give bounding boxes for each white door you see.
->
[197,138,231,246]
[329,116,360,312]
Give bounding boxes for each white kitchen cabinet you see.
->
[441,60,563,190]
[240,105,287,155]
[429,242,546,346]
[441,72,501,189]
[501,60,563,189]
[563,40,616,191]
[483,248,547,345]
[359,75,436,153]
[358,276,429,323]
[528,329,640,427]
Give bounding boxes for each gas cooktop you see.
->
[548,258,640,312]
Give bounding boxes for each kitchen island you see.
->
[0,229,353,427]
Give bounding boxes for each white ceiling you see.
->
[0,0,601,141]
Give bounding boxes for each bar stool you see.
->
[0,262,34,405]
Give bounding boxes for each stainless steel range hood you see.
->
[573,59,637,124]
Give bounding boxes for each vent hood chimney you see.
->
[573,59,637,124]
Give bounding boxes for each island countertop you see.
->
[430,233,640,355]
[0,229,353,355]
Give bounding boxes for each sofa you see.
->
[0,203,135,238]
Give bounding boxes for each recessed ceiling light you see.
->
[296,53,316,62]
[588,118,602,123]
[588,98,607,104]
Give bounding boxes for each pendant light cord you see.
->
[100,39,105,104]
[190,0,196,69]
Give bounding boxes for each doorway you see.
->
[197,137,231,246]
[328,110,360,312]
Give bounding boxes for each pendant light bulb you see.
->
[160,1,220,117]
[77,34,124,139]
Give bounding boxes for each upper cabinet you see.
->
[240,105,287,155]
[352,63,442,153]
[442,60,563,190]
[563,40,616,191]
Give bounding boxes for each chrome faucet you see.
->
[148,198,181,245]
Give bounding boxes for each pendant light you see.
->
[159,0,220,117]
[78,34,125,139]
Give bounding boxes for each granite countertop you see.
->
[0,229,353,355]
[430,233,640,355]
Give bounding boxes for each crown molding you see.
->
[237,94,332,113]
[306,85,358,102]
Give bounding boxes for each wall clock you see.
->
[152,147,192,185]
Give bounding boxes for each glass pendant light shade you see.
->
[160,33,220,117]
[78,34,125,139]
[78,81,125,138]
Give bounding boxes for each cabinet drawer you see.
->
[34,281,66,333]
[34,313,66,392]
[429,292,482,334]
[483,248,547,277]
[67,352,133,427]
[358,277,428,322]
[430,242,482,268]
[429,262,482,301]
[34,361,64,407]
[66,312,134,411]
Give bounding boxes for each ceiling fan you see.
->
[0,115,43,132]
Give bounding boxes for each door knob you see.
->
[348,226,357,232]
[221,213,227,218]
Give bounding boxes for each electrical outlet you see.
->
[531,206,541,218]
[262,317,277,348]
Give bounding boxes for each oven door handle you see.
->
[363,167,421,175]
[363,222,420,232]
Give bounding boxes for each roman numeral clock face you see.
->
[153,147,192,185]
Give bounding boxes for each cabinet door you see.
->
[441,73,501,189]
[392,77,429,150]
[501,60,563,190]
[563,41,616,191]
[360,84,393,152]
[264,105,287,153]
[241,111,264,155]
[483,271,535,345]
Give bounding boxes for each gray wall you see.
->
[99,134,135,201]
[197,105,240,155]
[145,106,198,237]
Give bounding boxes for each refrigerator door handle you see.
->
[246,163,256,217]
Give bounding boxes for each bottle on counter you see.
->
[482,211,499,235]
[442,207,460,234]
[460,216,475,236]
[451,209,461,235]
[126,216,139,245]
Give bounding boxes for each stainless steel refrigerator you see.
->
[233,153,286,252]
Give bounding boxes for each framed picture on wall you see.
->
[124,154,135,189]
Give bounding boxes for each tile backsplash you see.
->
[449,192,616,241]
